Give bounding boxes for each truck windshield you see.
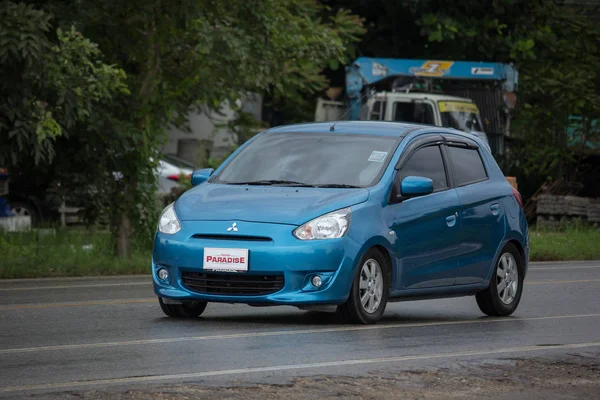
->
[438,101,484,132]
[214,132,397,187]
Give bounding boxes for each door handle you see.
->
[491,203,500,216]
[446,214,457,227]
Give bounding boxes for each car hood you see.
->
[175,183,370,225]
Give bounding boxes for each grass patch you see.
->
[529,228,600,261]
[0,228,151,279]
[1,226,598,279]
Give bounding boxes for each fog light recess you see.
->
[311,275,323,288]
[157,268,169,281]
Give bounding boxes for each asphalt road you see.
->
[1,261,599,398]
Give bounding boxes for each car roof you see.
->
[267,121,423,137]
[266,120,465,138]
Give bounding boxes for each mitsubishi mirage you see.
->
[152,121,529,324]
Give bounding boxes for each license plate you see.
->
[203,248,249,272]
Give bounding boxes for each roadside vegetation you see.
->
[529,227,600,262]
[0,0,365,258]
[1,226,599,279]
[0,229,148,279]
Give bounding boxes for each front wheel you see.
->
[159,298,207,318]
[338,248,390,324]
[476,243,524,316]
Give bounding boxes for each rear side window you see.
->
[447,146,488,186]
[398,145,448,191]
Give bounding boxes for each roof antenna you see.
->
[330,88,375,132]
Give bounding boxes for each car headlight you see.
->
[293,207,351,240]
[158,203,181,234]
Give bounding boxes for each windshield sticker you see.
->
[438,101,479,114]
[368,151,388,163]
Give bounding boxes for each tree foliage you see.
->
[324,0,600,195]
[0,1,127,166]
[2,0,364,255]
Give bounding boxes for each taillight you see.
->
[167,174,191,182]
[512,187,523,209]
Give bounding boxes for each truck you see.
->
[315,58,519,157]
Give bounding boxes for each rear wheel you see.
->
[158,297,207,318]
[476,243,524,316]
[338,248,390,324]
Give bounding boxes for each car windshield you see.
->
[214,131,398,187]
[438,101,484,132]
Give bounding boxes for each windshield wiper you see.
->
[227,180,314,187]
[314,183,361,188]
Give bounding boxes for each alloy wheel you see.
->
[496,252,519,305]
[359,259,384,314]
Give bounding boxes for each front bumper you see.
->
[152,220,362,305]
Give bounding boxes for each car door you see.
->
[385,137,462,290]
[442,135,505,284]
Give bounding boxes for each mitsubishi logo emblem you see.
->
[226,222,238,232]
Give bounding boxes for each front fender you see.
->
[350,234,397,289]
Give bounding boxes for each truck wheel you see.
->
[159,298,207,318]
[476,243,524,316]
[338,248,390,324]
[10,200,40,225]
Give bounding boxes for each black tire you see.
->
[159,297,207,318]
[10,200,40,225]
[338,248,390,324]
[476,243,524,317]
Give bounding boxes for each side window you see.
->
[369,101,387,120]
[447,146,488,186]
[393,102,435,125]
[398,145,448,191]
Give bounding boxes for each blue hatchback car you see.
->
[153,121,529,324]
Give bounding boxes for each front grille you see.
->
[191,234,272,242]
[181,271,284,296]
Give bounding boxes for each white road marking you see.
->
[0,282,151,292]
[529,265,600,271]
[1,278,599,310]
[0,298,155,310]
[2,341,599,393]
[0,275,148,283]
[527,279,600,285]
[1,313,599,355]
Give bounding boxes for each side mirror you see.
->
[191,168,214,186]
[399,176,433,199]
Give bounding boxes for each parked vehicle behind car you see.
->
[153,121,529,324]
[156,155,196,196]
[3,155,196,226]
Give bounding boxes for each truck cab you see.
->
[363,92,490,146]
[315,91,490,147]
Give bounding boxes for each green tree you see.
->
[0,1,127,166]
[25,0,364,256]
[324,0,600,196]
